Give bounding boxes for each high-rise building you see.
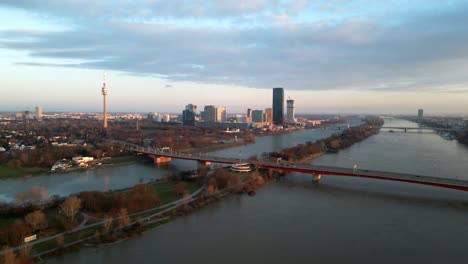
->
[252,110,265,123]
[216,107,227,122]
[204,105,217,123]
[35,106,42,121]
[287,99,295,124]
[265,108,272,124]
[182,104,197,126]
[186,104,197,112]
[272,87,284,125]
[418,109,424,119]
[246,108,252,123]
[102,74,108,129]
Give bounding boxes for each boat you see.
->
[230,163,252,172]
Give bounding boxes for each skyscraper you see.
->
[35,106,42,121]
[287,99,295,124]
[418,109,424,119]
[182,104,197,126]
[102,74,108,129]
[204,105,217,123]
[272,87,284,125]
[252,110,265,123]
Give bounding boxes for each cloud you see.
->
[1,1,468,93]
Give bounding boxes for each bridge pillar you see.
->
[197,160,211,167]
[404,128,407,133]
[149,155,172,164]
[312,173,321,182]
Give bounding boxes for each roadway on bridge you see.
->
[127,144,468,192]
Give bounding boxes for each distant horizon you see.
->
[1,1,468,115]
[1,109,466,118]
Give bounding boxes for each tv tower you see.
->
[102,73,108,129]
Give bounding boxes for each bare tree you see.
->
[2,246,16,264]
[60,196,81,221]
[24,210,48,231]
[174,182,187,196]
[56,235,65,248]
[103,215,113,233]
[118,208,131,228]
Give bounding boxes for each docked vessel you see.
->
[230,163,252,172]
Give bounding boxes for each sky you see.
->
[1,0,468,115]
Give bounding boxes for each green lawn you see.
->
[0,165,48,179]
[153,181,200,204]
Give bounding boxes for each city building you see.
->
[418,109,424,119]
[252,110,265,123]
[286,99,295,124]
[35,105,42,121]
[273,87,284,125]
[246,108,252,123]
[203,105,226,123]
[204,105,217,123]
[216,107,227,122]
[265,108,272,124]
[182,104,197,126]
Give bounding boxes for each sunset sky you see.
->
[1,0,468,115]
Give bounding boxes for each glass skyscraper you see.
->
[272,87,284,125]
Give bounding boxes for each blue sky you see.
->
[1,0,468,115]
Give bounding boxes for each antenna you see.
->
[102,72,107,96]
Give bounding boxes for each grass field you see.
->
[0,165,48,179]
[152,181,200,204]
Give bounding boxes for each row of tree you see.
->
[268,117,384,162]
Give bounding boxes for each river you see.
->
[10,118,468,263]
[0,119,361,203]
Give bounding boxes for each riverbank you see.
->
[0,165,48,179]
[0,155,140,180]
[3,117,382,262]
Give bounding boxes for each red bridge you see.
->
[126,144,468,192]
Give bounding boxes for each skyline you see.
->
[1,1,468,115]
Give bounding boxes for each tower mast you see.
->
[102,73,108,129]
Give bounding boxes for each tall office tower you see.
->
[216,107,227,122]
[272,87,284,125]
[204,105,217,123]
[102,74,108,129]
[186,104,197,112]
[183,104,197,126]
[265,108,272,124]
[35,106,42,121]
[418,109,424,119]
[286,99,295,124]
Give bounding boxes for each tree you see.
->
[118,208,131,228]
[60,196,81,221]
[103,215,113,233]
[174,182,187,196]
[2,246,16,264]
[24,210,48,232]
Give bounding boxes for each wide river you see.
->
[7,118,468,263]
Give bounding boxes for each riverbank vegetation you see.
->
[266,116,383,162]
[0,119,256,179]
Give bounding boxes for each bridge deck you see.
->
[127,144,468,192]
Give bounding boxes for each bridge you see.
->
[381,126,458,132]
[126,144,468,192]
